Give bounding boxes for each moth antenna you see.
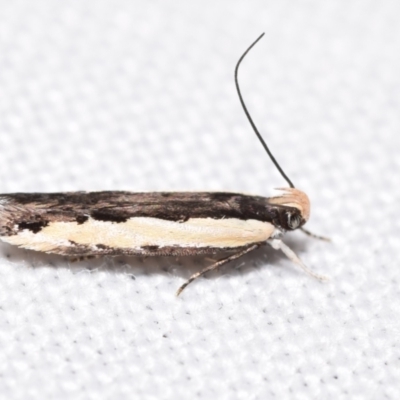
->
[235,33,295,188]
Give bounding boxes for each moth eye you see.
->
[287,213,301,229]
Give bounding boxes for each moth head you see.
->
[269,188,310,229]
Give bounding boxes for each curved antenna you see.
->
[235,33,295,188]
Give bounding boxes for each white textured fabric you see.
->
[0,1,399,399]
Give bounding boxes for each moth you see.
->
[0,33,328,295]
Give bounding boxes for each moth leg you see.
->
[267,238,329,281]
[176,244,259,296]
[300,227,330,242]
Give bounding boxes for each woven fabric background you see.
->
[0,1,399,399]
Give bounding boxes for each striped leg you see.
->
[176,244,259,296]
[300,227,330,241]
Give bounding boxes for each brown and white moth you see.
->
[0,33,327,295]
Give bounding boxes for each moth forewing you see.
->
[0,191,299,257]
